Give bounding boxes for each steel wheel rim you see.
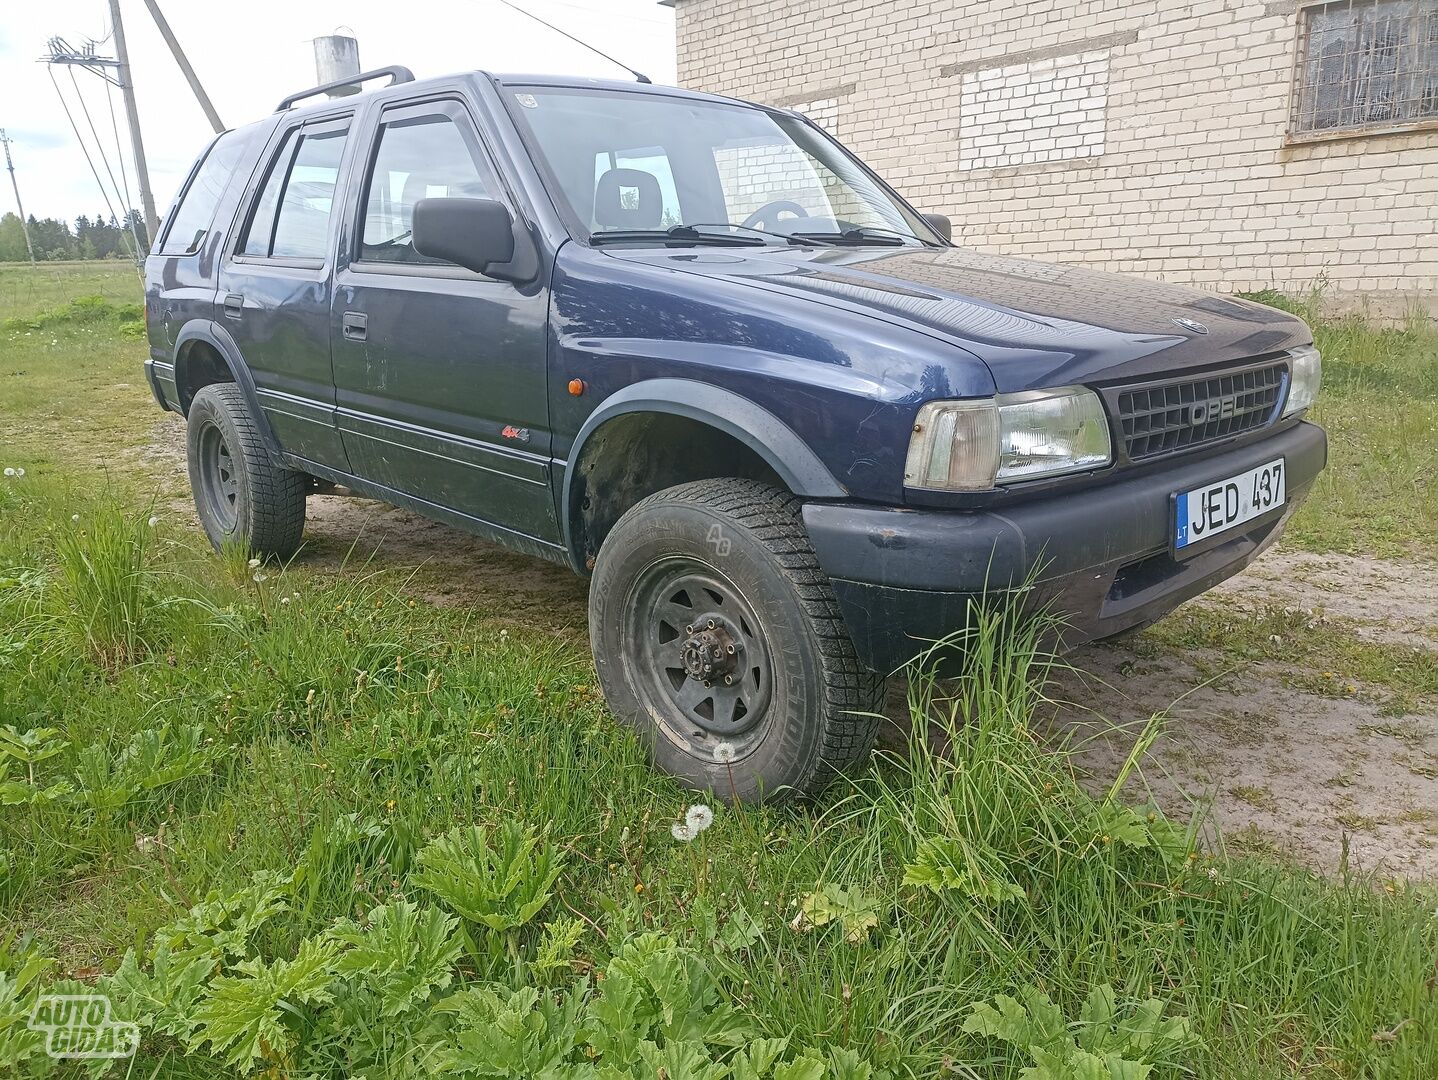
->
[197,421,238,532]
[623,555,774,760]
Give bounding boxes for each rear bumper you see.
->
[803,421,1327,673]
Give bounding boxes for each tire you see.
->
[186,384,306,559]
[589,478,885,803]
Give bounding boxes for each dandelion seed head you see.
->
[71,514,80,523]
[671,822,695,842]
[280,596,291,605]
[685,804,715,834]
[147,516,159,527]
[252,572,268,583]
[713,741,736,763]
[2,468,12,477]
[247,557,261,569]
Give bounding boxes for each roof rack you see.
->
[275,65,416,112]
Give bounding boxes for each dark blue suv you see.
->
[144,66,1326,802]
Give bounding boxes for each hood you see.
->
[603,245,1311,393]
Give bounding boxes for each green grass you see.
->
[0,261,142,323]
[1244,289,1438,559]
[0,268,1435,1077]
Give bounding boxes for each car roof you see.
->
[271,68,769,125]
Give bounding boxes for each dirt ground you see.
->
[1053,560,1438,880]
[149,413,1438,879]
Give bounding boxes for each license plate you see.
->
[1174,458,1285,551]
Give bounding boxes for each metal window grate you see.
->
[1291,0,1438,138]
[1117,363,1287,461]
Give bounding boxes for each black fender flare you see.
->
[172,320,284,461]
[560,377,846,568]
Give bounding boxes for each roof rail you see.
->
[275,65,416,112]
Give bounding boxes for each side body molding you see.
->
[559,377,847,568]
[172,320,284,461]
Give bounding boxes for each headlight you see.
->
[1283,345,1321,418]
[904,386,1112,491]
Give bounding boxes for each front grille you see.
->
[1117,362,1286,461]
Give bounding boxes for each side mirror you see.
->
[922,213,952,243]
[412,197,535,282]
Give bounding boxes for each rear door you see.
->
[219,113,354,469]
[146,128,255,359]
[331,95,555,543]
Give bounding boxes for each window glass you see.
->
[158,130,247,256]
[510,87,933,244]
[1294,0,1437,136]
[361,113,492,264]
[591,147,681,229]
[270,128,347,259]
[241,129,297,256]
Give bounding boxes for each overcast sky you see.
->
[0,0,676,223]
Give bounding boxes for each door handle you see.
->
[342,311,368,341]
[223,293,243,319]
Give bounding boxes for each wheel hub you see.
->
[626,563,773,745]
[681,618,739,685]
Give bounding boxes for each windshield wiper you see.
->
[669,223,832,247]
[590,227,770,248]
[790,225,931,247]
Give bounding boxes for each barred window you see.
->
[1290,0,1438,139]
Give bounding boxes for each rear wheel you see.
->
[186,384,306,559]
[589,478,884,803]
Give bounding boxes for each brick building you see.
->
[665,0,1438,312]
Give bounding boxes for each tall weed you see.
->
[50,505,159,669]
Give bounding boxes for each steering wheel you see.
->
[740,200,810,232]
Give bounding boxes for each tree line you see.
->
[0,210,150,262]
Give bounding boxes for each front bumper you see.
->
[804,421,1327,673]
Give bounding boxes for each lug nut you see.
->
[685,624,694,634]
[726,644,735,654]
[724,675,733,685]
[707,619,716,629]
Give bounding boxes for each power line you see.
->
[41,5,160,252]
[46,64,134,258]
[64,65,141,257]
[68,67,131,223]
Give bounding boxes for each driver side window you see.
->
[361,109,494,265]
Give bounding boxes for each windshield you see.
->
[507,86,938,246]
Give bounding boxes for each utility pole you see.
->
[0,130,37,263]
[107,0,159,245]
[141,0,224,134]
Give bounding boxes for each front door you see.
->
[331,97,555,544]
[219,114,354,469]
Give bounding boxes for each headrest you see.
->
[594,167,663,229]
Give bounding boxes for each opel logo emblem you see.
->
[1173,317,1209,334]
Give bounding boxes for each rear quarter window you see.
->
[158,131,249,256]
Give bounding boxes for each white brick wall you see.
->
[671,0,1438,309]
[792,97,840,136]
[960,51,1110,170]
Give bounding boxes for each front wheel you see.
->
[589,479,884,803]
